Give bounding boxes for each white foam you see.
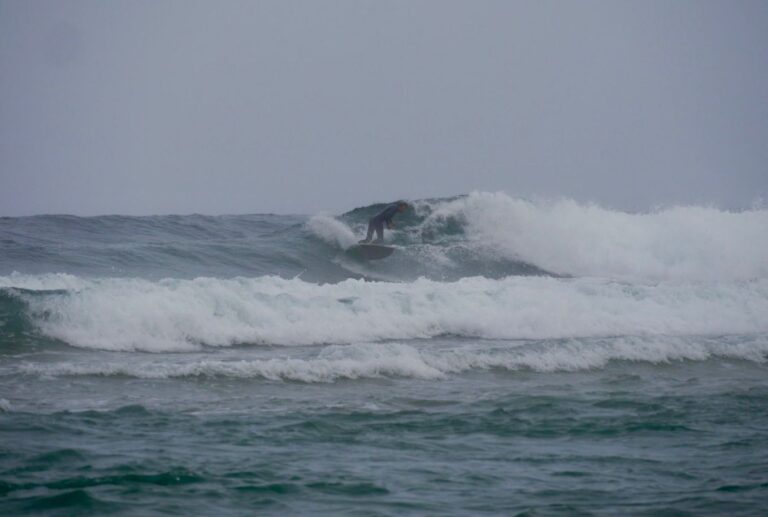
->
[18,336,768,382]
[421,192,768,281]
[6,274,768,352]
[306,214,358,250]
[0,272,89,291]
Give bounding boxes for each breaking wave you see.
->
[2,273,767,352]
[324,192,768,281]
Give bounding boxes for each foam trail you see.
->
[0,272,89,291]
[16,335,768,382]
[5,274,768,352]
[420,192,768,281]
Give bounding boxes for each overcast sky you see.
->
[1,0,766,216]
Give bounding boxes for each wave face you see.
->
[333,192,768,282]
[434,193,768,280]
[3,192,766,284]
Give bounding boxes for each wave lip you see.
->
[3,274,768,352]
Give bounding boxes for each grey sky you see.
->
[1,0,766,216]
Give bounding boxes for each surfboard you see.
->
[348,243,395,260]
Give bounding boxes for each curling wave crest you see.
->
[413,192,768,281]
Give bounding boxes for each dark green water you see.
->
[3,357,768,516]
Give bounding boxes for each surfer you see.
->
[360,201,409,243]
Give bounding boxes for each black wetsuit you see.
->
[364,204,401,242]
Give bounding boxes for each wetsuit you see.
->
[364,203,401,242]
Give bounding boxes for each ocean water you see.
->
[1,192,768,515]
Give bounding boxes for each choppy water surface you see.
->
[2,193,767,515]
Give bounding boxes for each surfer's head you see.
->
[397,202,409,212]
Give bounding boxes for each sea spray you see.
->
[306,214,358,250]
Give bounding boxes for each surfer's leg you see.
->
[374,220,384,242]
[362,219,375,243]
